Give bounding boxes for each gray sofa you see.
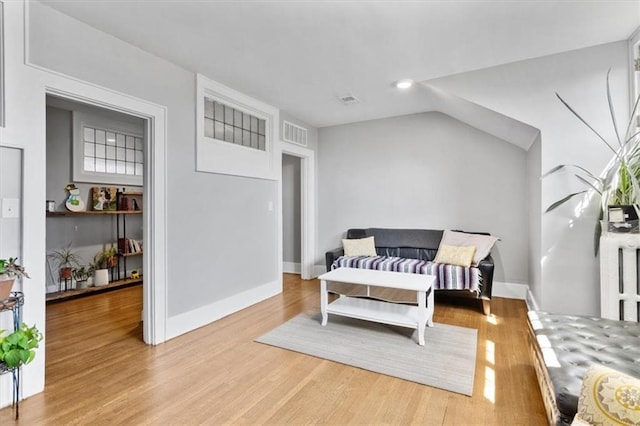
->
[325,228,495,315]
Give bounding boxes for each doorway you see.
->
[282,154,302,274]
[280,144,315,280]
[43,78,167,345]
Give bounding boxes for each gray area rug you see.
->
[255,312,477,396]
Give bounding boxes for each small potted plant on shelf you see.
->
[0,323,43,370]
[93,247,117,287]
[50,243,80,284]
[0,258,29,301]
[72,265,95,290]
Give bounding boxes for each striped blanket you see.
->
[331,256,481,293]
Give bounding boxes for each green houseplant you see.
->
[93,247,117,286]
[0,258,29,301]
[544,70,640,252]
[0,323,43,369]
[50,243,80,281]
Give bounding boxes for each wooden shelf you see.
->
[47,210,142,216]
[122,191,143,196]
[119,252,142,257]
[46,277,142,303]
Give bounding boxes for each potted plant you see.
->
[50,243,80,283]
[93,247,117,286]
[0,323,43,369]
[544,69,640,252]
[72,265,95,289]
[0,258,29,301]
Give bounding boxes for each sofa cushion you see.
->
[433,244,476,267]
[439,230,498,266]
[573,364,640,425]
[332,256,481,293]
[342,236,377,257]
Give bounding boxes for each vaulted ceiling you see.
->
[40,0,640,132]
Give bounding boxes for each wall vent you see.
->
[282,120,308,147]
[338,94,360,105]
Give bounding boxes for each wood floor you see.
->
[0,274,548,425]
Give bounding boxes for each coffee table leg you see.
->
[320,279,328,326]
[426,287,434,327]
[418,290,426,346]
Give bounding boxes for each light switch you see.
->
[1,198,20,218]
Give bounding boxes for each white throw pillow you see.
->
[342,236,377,257]
[438,230,498,266]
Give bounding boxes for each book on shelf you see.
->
[118,238,143,254]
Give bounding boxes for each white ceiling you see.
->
[40,0,640,129]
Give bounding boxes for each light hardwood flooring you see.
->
[0,274,548,425]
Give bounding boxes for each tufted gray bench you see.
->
[527,311,640,425]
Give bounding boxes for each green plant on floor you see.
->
[0,323,43,368]
[72,265,95,282]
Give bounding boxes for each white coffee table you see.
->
[319,267,435,345]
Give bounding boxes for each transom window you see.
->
[82,126,143,177]
[204,97,266,151]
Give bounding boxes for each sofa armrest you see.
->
[477,254,495,301]
[325,248,344,272]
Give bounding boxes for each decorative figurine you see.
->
[64,184,85,212]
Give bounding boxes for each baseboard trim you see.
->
[526,289,540,311]
[313,264,326,277]
[283,262,301,274]
[165,279,282,340]
[492,281,529,300]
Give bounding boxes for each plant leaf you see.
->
[556,92,620,158]
[606,68,623,149]
[574,174,602,194]
[545,191,588,213]
[541,163,600,181]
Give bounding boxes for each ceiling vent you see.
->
[283,120,308,147]
[338,94,360,105]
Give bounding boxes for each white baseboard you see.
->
[526,289,540,311]
[283,261,301,274]
[492,281,529,300]
[165,279,282,340]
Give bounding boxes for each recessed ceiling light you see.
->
[395,79,414,89]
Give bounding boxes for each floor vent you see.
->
[282,120,308,147]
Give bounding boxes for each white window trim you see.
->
[196,73,279,180]
[72,110,144,186]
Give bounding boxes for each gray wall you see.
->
[318,111,528,284]
[30,2,279,316]
[45,103,144,290]
[527,134,542,306]
[282,154,301,264]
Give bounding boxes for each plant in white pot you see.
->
[0,258,29,301]
[93,247,117,286]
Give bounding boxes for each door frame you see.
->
[279,143,315,279]
[43,79,167,345]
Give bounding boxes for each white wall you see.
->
[527,135,542,307]
[318,111,528,284]
[428,41,629,315]
[28,1,281,317]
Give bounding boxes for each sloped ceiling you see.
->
[38,0,639,149]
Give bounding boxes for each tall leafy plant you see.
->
[544,69,640,253]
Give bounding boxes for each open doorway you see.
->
[280,144,315,280]
[282,154,302,274]
[40,77,167,345]
[45,95,146,332]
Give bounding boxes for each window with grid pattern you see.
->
[82,126,144,177]
[204,97,266,151]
